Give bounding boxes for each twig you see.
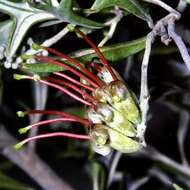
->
[128,177,149,190]
[168,19,190,72]
[137,32,154,144]
[0,126,74,190]
[143,0,180,17]
[28,82,48,150]
[98,8,123,47]
[149,167,172,186]
[177,94,190,166]
[92,172,98,190]
[42,26,69,47]
[177,0,187,12]
[107,152,122,187]
[140,148,190,179]
[137,10,182,145]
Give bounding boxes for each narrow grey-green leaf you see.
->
[75,36,146,62]
[22,37,145,72]
[91,0,152,25]
[22,62,65,72]
[54,0,103,29]
[173,183,184,190]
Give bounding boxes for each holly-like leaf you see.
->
[91,0,152,25]
[0,20,14,49]
[0,0,56,60]
[0,0,103,61]
[22,36,146,72]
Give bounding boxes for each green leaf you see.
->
[22,36,146,72]
[0,161,13,171]
[54,0,103,29]
[186,0,190,4]
[173,183,184,190]
[0,0,56,60]
[91,161,106,190]
[0,171,33,190]
[75,36,146,62]
[91,0,152,25]
[64,106,86,118]
[22,62,64,73]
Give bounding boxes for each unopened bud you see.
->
[90,125,109,146]
[110,81,127,102]
[97,104,113,122]
[87,108,103,124]
[33,74,41,81]
[94,86,112,103]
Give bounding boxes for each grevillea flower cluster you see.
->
[14,27,142,156]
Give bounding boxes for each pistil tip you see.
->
[67,24,75,32]
[13,141,26,149]
[17,111,27,117]
[18,126,31,134]
[13,74,28,80]
[21,54,35,60]
[32,43,42,50]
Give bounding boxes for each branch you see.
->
[177,94,190,166]
[42,26,69,47]
[0,126,74,190]
[137,32,154,144]
[140,148,190,179]
[28,82,48,150]
[137,11,183,145]
[143,0,180,17]
[107,152,122,187]
[98,7,123,47]
[177,0,187,12]
[168,19,190,72]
